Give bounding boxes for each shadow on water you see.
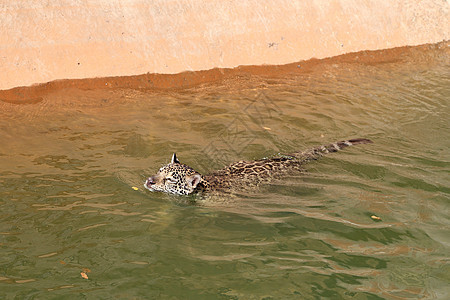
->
[0,44,449,298]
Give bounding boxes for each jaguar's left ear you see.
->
[171,153,180,164]
[187,174,202,189]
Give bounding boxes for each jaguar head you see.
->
[144,153,202,195]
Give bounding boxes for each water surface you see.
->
[0,45,449,299]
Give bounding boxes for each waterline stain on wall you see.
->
[0,41,448,104]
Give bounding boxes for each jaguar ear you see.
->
[187,174,201,189]
[171,153,180,164]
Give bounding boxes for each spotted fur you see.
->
[144,138,373,196]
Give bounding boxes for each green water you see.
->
[0,47,449,299]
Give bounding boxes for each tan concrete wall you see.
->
[1,0,448,90]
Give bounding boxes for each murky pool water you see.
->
[0,45,449,299]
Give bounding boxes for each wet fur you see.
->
[144,138,373,195]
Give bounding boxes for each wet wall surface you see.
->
[1,41,448,104]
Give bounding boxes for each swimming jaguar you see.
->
[144,138,373,196]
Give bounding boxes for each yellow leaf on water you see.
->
[80,272,88,279]
[132,187,139,191]
[371,215,382,221]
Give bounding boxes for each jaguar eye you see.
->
[165,177,176,183]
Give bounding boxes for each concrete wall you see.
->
[1,0,448,90]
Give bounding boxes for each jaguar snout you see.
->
[145,177,156,189]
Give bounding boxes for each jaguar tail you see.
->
[289,138,373,161]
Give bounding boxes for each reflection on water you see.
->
[0,45,449,298]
